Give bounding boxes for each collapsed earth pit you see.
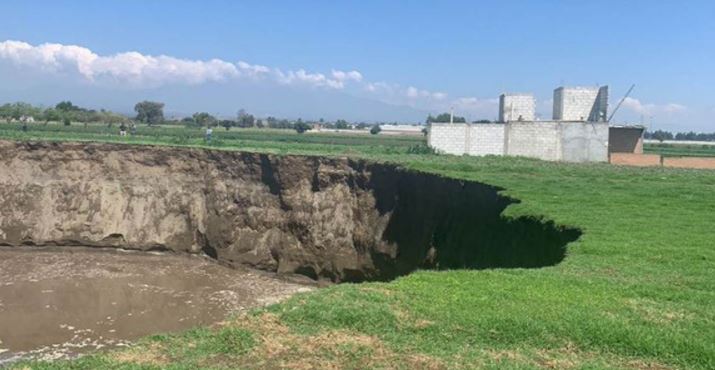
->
[0,141,580,361]
[0,141,580,282]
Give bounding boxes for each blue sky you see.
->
[1,0,713,130]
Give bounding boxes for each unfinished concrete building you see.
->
[498,93,535,122]
[553,86,608,122]
[428,84,643,163]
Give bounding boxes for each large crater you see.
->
[0,141,580,282]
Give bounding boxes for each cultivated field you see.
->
[644,142,715,158]
[4,123,715,369]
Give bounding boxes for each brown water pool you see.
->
[0,247,312,364]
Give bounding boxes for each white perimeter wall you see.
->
[429,124,505,156]
[429,122,608,162]
[506,122,561,161]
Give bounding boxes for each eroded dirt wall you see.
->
[0,141,579,281]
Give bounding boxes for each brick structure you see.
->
[610,153,661,167]
[663,157,715,169]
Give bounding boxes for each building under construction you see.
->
[428,85,643,163]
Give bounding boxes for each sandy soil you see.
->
[0,246,313,364]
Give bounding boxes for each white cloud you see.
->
[406,86,420,98]
[0,40,362,90]
[0,40,240,87]
[621,97,686,115]
[237,61,270,77]
[275,69,346,89]
[404,86,446,100]
[331,69,362,83]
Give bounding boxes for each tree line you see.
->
[645,130,715,142]
[0,101,127,125]
[3,100,468,136]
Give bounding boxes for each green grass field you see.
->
[644,143,715,158]
[4,123,715,369]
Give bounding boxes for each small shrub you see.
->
[63,117,71,126]
[406,144,436,155]
[295,122,311,134]
[370,125,381,135]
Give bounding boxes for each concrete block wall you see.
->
[429,121,609,162]
[428,124,469,155]
[560,121,609,162]
[506,122,562,161]
[553,87,602,121]
[499,94,535,122]
[590,86,609,122]
[468,124,506,155]
[428,124,506,156]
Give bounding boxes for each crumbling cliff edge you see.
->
[0,141,580,281]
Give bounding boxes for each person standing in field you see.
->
[130,121,137,135]
[205,125,213,143]
[119,122,127,136]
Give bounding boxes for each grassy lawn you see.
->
[4,124,715,369]
[645,143,715,157]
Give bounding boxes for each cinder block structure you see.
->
[553,86,608,122]
[427,84,644,163]
[498,93,535,122]
[428,122,609,162]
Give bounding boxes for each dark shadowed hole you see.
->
[349,165,582,282]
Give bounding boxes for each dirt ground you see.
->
[0,246,313,364]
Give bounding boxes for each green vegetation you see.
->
[645,129,715,142]
[6,124,715,369]
[426,112,466,123]
[645,142,715,157]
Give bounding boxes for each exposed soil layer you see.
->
[0,246,312,363]
[0,141,580,282]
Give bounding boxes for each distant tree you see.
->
[335,119,349,129]
[294,119,311,134]
[473,119,492,123]
[255,119,264,128]
[42,108,61,124]
[220,119,234,131]
[370,124,382,135]
[426,113,466,123]
[192,112,217,127]
[237,114,255,128]
[55,101,81,112]
[648,130,674,142]
[134,101,165,125]
[63,117,71,126]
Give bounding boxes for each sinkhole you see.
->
[0,142,582,283]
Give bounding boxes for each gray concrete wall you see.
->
[553,86,605,121]
[506,122,562,161]
[429,121,609,162]
[468,124,506,155]
[499,94,535,122]
[560,122,609,162]
[428,123,505,156]
[428,124,468,155]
